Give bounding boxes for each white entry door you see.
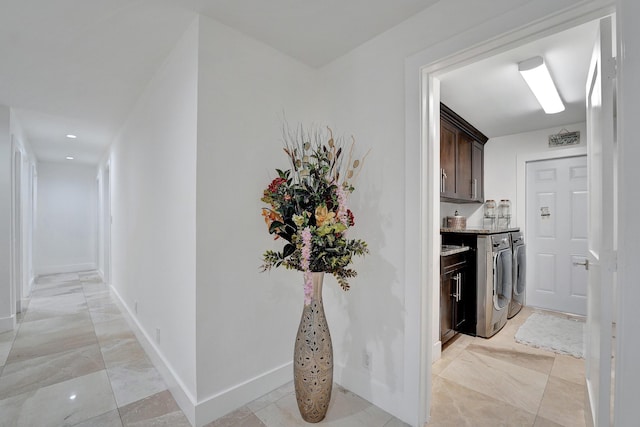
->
[526,155,588,315]
[585,16,615,427]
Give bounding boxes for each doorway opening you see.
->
[415,6,616,426]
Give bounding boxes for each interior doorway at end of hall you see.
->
[525,155,587,316]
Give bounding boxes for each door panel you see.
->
[526,156,588,315]
[585,16,615,427]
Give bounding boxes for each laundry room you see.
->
[427,17,607,426]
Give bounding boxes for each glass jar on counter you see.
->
[499,199,511,218]
[484,199,497,218]
[498,199,511,227]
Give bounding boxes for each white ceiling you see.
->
[0,1,597,164]
[440,20,599,139]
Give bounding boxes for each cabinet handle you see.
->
[441,169,447,193]
[452,274,460,302]
[457,273,462,301]
[473,179,477,200]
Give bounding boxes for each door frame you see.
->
[408,4,616,425]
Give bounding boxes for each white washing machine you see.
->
[476,233,513,337]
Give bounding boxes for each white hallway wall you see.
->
[101,17,199,416]
[194,14,322,424]
[35,161,97,275]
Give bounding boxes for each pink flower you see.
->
[301,227,313,305]
[335,185,349,226]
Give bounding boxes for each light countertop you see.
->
[441,245,471,257]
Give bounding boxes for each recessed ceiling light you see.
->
[66,156,74,160]
[66,134,77,139]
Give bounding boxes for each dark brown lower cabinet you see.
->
[440,251,470,345]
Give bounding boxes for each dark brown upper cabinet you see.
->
[440,103,488,203]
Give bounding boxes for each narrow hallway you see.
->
[0,272,191,426]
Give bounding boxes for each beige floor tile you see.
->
[0,370,117,427]
[550,354,585,386]
[0,343,104,400]
[106,356,168,408]
[440,348,548,414]
[7,311,98,364]
[255,384,392,427]
[537,376,586,427]
[533,415,565,426]
[466,342,556,375]
[429,376,536,426]
[204,406,267,427]
[246,381,295,412]
[118,390,190,426]
[73,409,124,427]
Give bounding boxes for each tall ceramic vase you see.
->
[294,272,333,423]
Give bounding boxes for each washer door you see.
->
[493,248,513,310]
[513,244,526,297]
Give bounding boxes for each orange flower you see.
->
[262,208,282,227]
[315,205,336,227]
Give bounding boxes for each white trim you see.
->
[35,263,97,276]
[110,283,295,427]
[516,146,588,237]
[195,362,292,427]
[109,284,197,425]
[0,314,16,333]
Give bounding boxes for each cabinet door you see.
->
[440,119,457,198]
[453,268,468,331]
[440,272,456,344]
[456,132,473,200]
[471,141,484,202]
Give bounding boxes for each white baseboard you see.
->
[108,285,197,425]
[194,362,292,427]
[433,340,442,362]
[0,314,16,333]
[35,262,98,276]
[108,284,298,427]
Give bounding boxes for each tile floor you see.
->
[429,306,586,427]
[0,273,585,427]
[0,272,408,427]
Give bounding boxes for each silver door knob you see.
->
[573,259,589,270]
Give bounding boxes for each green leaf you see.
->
[283,244,295,258]
[269,221,284,234]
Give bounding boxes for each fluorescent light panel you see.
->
[518,56,564,114]
[66,156,74,160]
[66,134,77,139]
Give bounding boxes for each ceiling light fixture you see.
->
[518,56,565,114]
[66,134,77,139]
[66,156,74,160]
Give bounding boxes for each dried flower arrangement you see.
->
[260,124,370,304]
